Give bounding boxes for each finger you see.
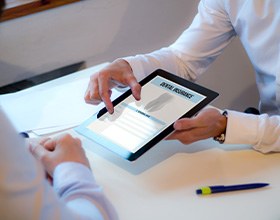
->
[165,131,191,144]
[30,143,49,160]
[39,137,51,145]
[165,130,187,141]
[166,130,201,145]
[84,78,102,105]
[129,80,142,101]
[122,71,141,100]
[84,88,101,105]
[43,139,56,151]
[98,75,114,114]
[28,137,49,152]
[164,131,175,140]
[173,118,196,131]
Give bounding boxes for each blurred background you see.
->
[0,0,259,111]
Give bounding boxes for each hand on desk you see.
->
[166,108,227,144]
[28,134,90,178]
[84,58,141,114]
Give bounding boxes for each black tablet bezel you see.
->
[76,69,219,161]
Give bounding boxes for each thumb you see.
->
[173,118,196,131]
[43,139,57,151]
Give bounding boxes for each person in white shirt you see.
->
[84,0,280,153]
[0,1,117,219]
[0,107,118,220]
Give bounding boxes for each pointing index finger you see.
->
[98,74,114,114]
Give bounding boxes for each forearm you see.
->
[123,47,181,81]
[123,41,206,82]
[53,162,118,220]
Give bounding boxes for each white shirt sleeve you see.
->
[124,0,236,81]
[122,0,280,154]
[0,108,118,220]
[225,110,280,153]
[53,162,117,220]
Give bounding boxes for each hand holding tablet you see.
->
[76,69,218,161]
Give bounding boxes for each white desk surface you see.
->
[4,64,280,220]
[78,132,280,220]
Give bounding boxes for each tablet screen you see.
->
[75,69,218,161]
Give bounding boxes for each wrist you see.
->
[213,111,228,144]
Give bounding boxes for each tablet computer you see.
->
[75,69,219,161]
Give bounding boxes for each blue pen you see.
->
[19,132,29,138]
[196,183,269,195]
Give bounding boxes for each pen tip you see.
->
[19,132,29,138]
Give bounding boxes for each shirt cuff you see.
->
[53,162,96,196]
[224,110,259,146]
